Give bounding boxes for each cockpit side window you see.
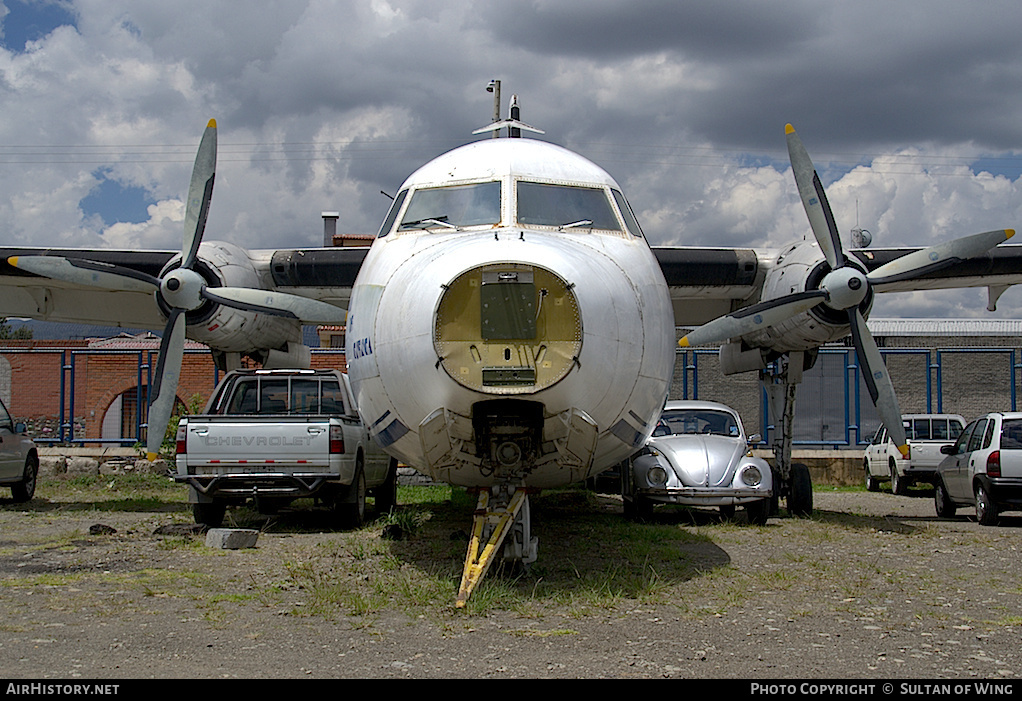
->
[377,189,408,238]
[398,181,501,231]
[517,182,620,231]
[612,189,644,238]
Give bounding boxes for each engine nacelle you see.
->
[158,241,304,360]
[738,240,873,355]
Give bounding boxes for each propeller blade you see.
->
[202,287,347,324]
[786,124,845,269]
[145,309,186,461]
[182,119,217,270]
[679,290,828,347]
[8,255,159,292]
[867,228,1015,285]
[848,308,908,458]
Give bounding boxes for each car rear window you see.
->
[1000,419,1022,449]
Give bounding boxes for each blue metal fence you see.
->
[676,346,1022,449]
[7,344,1021,448]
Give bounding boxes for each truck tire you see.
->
[193,501,226,528]
[890,460,909,495]
[864,460,880,492]
[335,460,366,529]
[374,458,399,515]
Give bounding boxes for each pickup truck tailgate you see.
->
[184,417,331,466]
[908,442,948,469]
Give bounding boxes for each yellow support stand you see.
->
[456,489,527,608]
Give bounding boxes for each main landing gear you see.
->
[762,350,814,517]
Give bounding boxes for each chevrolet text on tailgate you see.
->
[174,369,395,528]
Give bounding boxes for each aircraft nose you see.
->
[433,263,582,394]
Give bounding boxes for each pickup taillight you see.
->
[329,425,345,454]
[987,450,1001,477]
[176,424,187,455]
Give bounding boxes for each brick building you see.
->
[3,317,1020,449]
[0,332,347,445]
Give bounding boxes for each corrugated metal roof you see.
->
[88,332,207,350]
[867,318,1022,336]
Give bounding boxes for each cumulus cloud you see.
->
[0,0,1020,319]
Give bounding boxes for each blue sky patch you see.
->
[80,171,154,226]
[1,0,76,52]
[970,156,1022,181]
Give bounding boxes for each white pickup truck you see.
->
[173,368,395,528]
[863,413,965,494]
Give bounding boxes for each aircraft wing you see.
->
[0,247,176,328]
[3,241,1022,332]
[0,245,367,329]
[654,243,1022,328]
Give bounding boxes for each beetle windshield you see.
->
[517,181,620,230]
[654,409,740,438]
[399,181,501,230]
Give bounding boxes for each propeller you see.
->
[680,123,1014,457]
[8,119,346,460]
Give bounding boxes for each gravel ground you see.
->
[1,485,1020,680]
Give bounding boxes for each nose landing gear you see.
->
[456,485,537,608]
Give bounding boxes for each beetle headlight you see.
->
[740,465,763,487]
[647,465,669,487]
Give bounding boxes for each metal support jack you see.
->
[761,350,814,516]
[456,487,534,608]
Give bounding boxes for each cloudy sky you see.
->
[2,0,1022,319]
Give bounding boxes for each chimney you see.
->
[322,211,339,247]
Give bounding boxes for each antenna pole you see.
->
[487,80,501,138]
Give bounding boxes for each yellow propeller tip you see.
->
[897,444,910,459]
[678,337,691,348]
[785,123,795,134]
[7,256,18,267]
[207,118,217,128]
[1006,229,1015,239]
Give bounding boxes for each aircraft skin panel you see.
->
[345,228,674,487]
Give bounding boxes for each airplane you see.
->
[2,94,1020,606]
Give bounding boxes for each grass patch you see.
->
[16,473,189,513]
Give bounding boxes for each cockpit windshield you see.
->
[517,182,620,231]
[398,181,501,231]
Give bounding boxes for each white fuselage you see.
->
[345,138,674,488]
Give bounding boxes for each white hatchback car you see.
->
[933,412,1022,525]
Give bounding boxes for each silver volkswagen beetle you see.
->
[621,400,773,524]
